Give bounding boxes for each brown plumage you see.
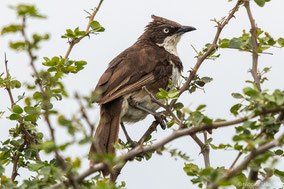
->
[89,15,196,174]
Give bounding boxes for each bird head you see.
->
[139,15,196,55]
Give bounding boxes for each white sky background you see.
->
[0,0,284,188]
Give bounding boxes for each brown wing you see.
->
[94,43,175,104]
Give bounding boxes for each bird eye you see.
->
[163,28,169,34]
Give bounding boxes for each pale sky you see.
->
[0,0,284,188]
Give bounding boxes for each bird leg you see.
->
[120,122,138,148]
[128,98,167,130]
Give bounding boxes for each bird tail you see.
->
[89,98,123,175]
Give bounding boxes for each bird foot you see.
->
[154,113,167,130]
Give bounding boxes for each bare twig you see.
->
[191,133,211,168]
[64,0,104,59]
[244,0,261,91]
[229,152,242,170]
[138,121,159,144]
[75,93,95,137]
[120,122,135,146]
[4,53,15,108]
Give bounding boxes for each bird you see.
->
[89,15,196,170]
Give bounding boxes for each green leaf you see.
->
[230,103,242,116]
[156,88,168,99]
[168,90,179,99]
[229,38,242,49]
[196,104,206,111]
[24,115,37,122]
[12,105,23,114]
[201,77,213,83]
[90,21,100,30]
[243,87,258,97]
[219,38,230,48]
[27,163,44,171]
[275,149,283,156]
[277,38,284,47]
[24,106,40,115]
[254,0,265,7]
[42,141,56,153]
[274,169,284,183]
[1,24,22,35]
[231,93,244,99]
[183,163,199,176]
[9,41,26,51]
[10,4,46,18]
[9,113,20,120]
[10,80,21,89]
[174,102,184,109]
[0,166,4,177]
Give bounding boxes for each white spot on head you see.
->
[156,34,182,56]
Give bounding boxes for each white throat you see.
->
[157,34,182,56]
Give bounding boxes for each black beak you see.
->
[176,25,196,34]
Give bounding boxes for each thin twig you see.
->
[244,0,261,91]
[75,93,95,137]
[138,121,159,144]
[64,0,104,59]
[229,152,242,170]
[190,133,210,168]
[4,53,15,108]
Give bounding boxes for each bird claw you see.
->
[154,113,167,130]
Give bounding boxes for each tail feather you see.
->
[89,98,123,174]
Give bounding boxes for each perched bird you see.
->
[89,15,196,168]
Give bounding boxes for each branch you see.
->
[75,93,95,137]
[64,0,104,59]
[4,53,15,108]
[52,107,284,187]
[190,133,210,168]
[209,132,284,189]
[169,0,242,108]
[244,0,261,91]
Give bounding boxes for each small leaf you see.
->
[254,0,265,7]
[196,104,206,111]
[230,103,242,116]
[229,38,242,49]
[12,105,23,114]
[277,38,284,47]
[9,113,20,120]
[24,106,40,115]
[168,90,179,99]
[275,149,283,156]
[173,102,184,109]
[24,115,37,122]
[90,21,101,30]
[232,93,244,99]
